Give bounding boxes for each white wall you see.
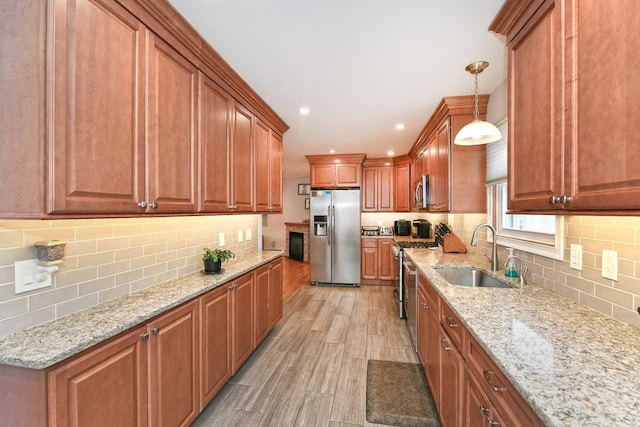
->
[262,176,311,249]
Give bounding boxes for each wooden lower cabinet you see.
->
[361,238,394,284]
[269,258,284,327]
[361,246,378,280]
[48,326,148,427]
[200,285,232,409]
[425,310,440,409]
[377,239,394,280]
[231,272,255,371]
[438,325,463,427]
[463,365,505,427]
[148,301,199,427]
[255,264,271,345]
[417,287,429,373]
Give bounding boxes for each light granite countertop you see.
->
[0,250,283,370]
[403,248,640,427]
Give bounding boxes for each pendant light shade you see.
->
[454,61,502,146]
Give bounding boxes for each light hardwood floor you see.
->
[282,258,310,299]
[192,284,417,427]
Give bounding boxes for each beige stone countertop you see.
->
[0,250,283,370]
[403,248,640,427]
[360,235,436,244]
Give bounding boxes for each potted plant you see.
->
[202,248,235,273]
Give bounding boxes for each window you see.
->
[486,120,564,260]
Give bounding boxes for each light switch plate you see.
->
[219,232,225,247]
[238,230,243,242]
[15,259,51,294]
[570,244,583,270]
[245,229,252,240]
[602,249,618,281]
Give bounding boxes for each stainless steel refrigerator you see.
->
[310,189,361,287]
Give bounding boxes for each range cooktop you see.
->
[397,240,438,249]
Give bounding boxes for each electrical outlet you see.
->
[238,230,243,242]
[219,232,225,247]
[602,249,618,281]
[570,244,583,270]
[245,229,252,240]
[15,259,51,294]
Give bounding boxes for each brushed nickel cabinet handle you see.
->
[560,195,574,203]
[487,419,500,426]
[446,317,458,328]
[138,201,147,208]
[440,338,451,351]
[141,333,149,341]
[549,195,561,204]
[151,327,159,335]
[483,370,506,393]
[149,202,158,209]
[479,405,490,416]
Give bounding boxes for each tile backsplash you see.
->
[0,215,259,337]
[450,214,640,329]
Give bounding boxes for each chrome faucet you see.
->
[471,223,498,272]
[503,255,528,288]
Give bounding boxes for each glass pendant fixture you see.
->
[454,61,502,146]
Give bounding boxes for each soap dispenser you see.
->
[505,248,519,278]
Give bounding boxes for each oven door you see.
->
[392,245,405,318]
[403,259,418,351]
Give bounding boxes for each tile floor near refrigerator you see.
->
[192,285,414,427]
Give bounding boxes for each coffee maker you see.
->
[412,219,432,238]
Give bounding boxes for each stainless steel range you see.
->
[392,244,405,319]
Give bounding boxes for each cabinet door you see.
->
[394,164,410,212]
[378,239,393,280]
[148,300,199,427]
[336,164,361,187]
[232,273,255,371]
[462,366,492,427]
[362,167,378,211]
[200,285,231,409]
[311,164,336,187]
[427,137,439,210]
[269,258,284,327]
[417,288,428,372]
[50,0,146,214]
[426,311,440,407]
[361,246,378,280]
[508,3,563,211]
[565,0,640,210]
[377,166,394,211]
[254,120,271,212]
[254,265,271,345]
[49,326,148,427]
[231,102,255,212]
[147,33,198,214]
[439,325,463,427]
[269,134,283,212]
[433,120,451,212]
[199,73,231,213]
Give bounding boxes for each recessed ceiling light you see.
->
[395,123,405,130]
[299,107,310,115]
[329,149,336,154]
[387,150,395,156]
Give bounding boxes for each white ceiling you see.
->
[169,0,507,177]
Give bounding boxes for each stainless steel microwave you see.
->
[414,175,429,209]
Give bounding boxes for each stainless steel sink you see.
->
[434,268,513,289]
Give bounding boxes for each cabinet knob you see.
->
[487,419,500,427]
[446,317,458,328]
[479,406,490,416]
[138,201,147,208]
[149,201,158,209]
[151,327,159,335]
[141,333,149,341]
[560,195,574,204]
[548,195,561,204]
[440,338,452,351]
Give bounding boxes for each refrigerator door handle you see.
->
[331,205,336,246]
[327,205,332,246]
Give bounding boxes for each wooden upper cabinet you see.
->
[199,73,231,213]
[231,103,255,212]
[254,120,271,212]
[307,155,364,189]
[377,166,394,211]
[254,264,271,345]
[432,119,451,212]
[148,300,199,427]
[269,258,284,327]
[394,164,410,212]
[565,0,640,210]
[48,325,148,427]
[507,2,563,211]
[311,165,336,188]
[199,285,232,409]
[232,272,255,371]
[269,133,283,212]
[147,33,198,214]
[362,167,378,211]
[336,164,361,187]
[49,0,146,214]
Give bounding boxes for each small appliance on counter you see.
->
[394,220,411,236]
[362,226,380,236]
[412,219,432,238]
[379,226,394,236]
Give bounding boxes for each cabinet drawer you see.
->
[440,303,463,352]
[418,273,440,313]
[361,238,378,248]
[464,332,542,427]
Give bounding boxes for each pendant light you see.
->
[454,61,502,146]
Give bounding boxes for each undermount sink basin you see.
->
[435,268,513,289]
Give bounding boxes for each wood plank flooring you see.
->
[283,258,310,299]
[192,284,417,427]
